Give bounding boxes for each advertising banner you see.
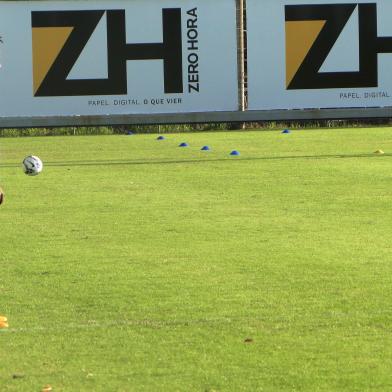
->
[0,0,238,117]
[247,0,392,110]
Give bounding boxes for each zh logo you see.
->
[285,3,392,90]
[32,9,183,96]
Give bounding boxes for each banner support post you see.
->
[236,0,246,128]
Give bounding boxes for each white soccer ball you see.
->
[22,155,43,176]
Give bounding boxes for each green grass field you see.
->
[1,127,392,391]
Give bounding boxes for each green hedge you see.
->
[0,119,391,137]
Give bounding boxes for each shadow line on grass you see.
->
[0,153,390,169]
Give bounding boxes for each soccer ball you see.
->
[22,155,43,176]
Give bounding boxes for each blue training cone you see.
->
[282,129,291,134]
[127,131,134,135]
[179,142,189,147]
[157,135,166,140]
[201,146,210,151]
[230,150,240,156]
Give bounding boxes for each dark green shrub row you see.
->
[0,118,391,137]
